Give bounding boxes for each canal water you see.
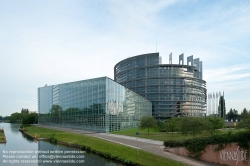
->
[0,123,126,166]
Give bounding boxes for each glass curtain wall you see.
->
[38,77,151,132]
[114,53,207,120]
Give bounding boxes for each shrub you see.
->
[164,140,184,147]
[49,134,57,144]
[237,116,250,130]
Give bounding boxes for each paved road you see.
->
[36,125,220,166]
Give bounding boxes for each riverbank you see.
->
[24,125,187,166]
[0,128,6,143]
[0,120,10,123]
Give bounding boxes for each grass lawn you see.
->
[25,126,187,166]
[111,127,242,142]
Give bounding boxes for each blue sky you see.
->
[0,0,249,116]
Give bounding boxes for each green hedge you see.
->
[163,140,184,147]
[164,130,250,158]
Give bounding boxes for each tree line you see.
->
[140,108,249,137]
[226,108,249,120]
[9,108,38,125]
[139,116,225,137]
[0,116,9,120]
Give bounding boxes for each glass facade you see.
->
[38,77,152,133]
[114,53,207,120]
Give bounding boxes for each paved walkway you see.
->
[36,125,220,166]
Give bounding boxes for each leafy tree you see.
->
[139,116,157,135]
[9,109,37,124]
[237,119,250,130]
[5,116,10,120]
[218,96,226,118]
[240,108,249,119]
[9,112,23,123]
[242,108,248,113]
[206,116,224,133]
[1,116,9,120]
[22,113,38,125]
[226,108,233,119]
[21,108,29,114]
[233,109,239,118]
[226,108,239,120]
[157,120,165,132]
[179,117,211,137]
[166,118,179,136]
[237,112,250,130]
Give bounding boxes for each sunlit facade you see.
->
[38,77,152,132]
[114,53,207,120]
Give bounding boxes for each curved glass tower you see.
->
[114,53,207,120]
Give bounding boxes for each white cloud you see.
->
[205,65,250,82]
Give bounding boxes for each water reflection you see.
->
[22,133,36,143]
[0,123,126,166]
[10,123,21,133]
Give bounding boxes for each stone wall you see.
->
[166,143,249,166]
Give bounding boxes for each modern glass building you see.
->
[114,53,207,120]
[38,77,152,133]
